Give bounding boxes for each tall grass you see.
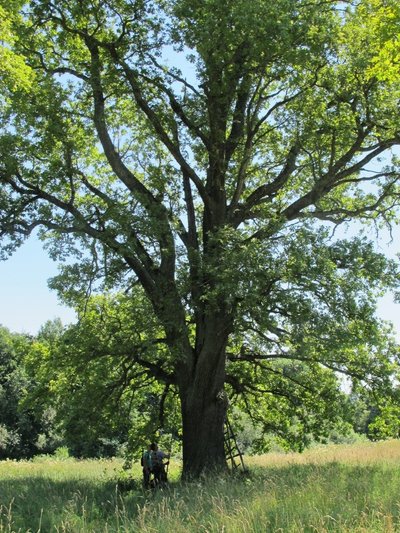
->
[1,440,399,532]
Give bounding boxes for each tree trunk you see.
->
[178,341,229,479]
[180,384,228,479]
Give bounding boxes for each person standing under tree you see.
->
[150,442,169,486]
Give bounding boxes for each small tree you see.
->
[1,0,400,477]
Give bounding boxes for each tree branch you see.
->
[104,44,209,205]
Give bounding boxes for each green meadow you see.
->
[1,440,400,532]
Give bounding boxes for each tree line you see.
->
[1,309,399,462]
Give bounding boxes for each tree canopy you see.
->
[1,0,400,477]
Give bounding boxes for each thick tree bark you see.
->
[178,323,231,478]
[181,395,228,479]
[179,374,228,479]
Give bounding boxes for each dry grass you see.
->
[248,439,400,468]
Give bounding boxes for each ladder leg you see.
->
[224,417,246,472]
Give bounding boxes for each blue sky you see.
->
[0,227,399,338]
[0,236,76,334]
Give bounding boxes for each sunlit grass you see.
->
[1,440,399,532]
[248,438,400,467]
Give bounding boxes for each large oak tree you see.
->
[1,0,400,476]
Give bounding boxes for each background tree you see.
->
[0,326,61,459]
[1,0,400,477]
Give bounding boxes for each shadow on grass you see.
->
[0,475,153,531]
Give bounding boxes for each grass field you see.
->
[1,440,400,532]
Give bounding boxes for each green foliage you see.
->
[0,1,35,93]
[367,399,400,440]
[0,325,62,459]
[226,227,400,449]
[25,294,181,458]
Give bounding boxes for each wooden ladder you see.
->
[224,417,246,472]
